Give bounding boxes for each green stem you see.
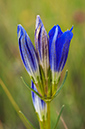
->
[47,102,50,129]
[39,101,50,129]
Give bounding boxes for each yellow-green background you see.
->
[0,0,85,128]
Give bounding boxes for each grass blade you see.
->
[19,111,36,129]
[54,105,65,129]
[0,78,35,129]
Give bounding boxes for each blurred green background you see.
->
[0,0,85,128]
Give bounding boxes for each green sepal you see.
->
[21,77,44,101]
[37,75,44,96]
[47,67,52,83]
[19,110,36,129]
[47,67,52,96]
[39,65,46,95]
[30,76,35,84]
[52,70,68,100]
[54,105,65,129]
[51,75,60,97]
[39,65,45,84]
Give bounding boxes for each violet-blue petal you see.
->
[31,81,47,121]
[31,81,46,109]
[49,25,73,72]
[56,29,73,71]
[35,15,49,72]
[48,25,63,42]
[49,25,63,71]
[17,24,39,76]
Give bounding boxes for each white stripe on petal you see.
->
[51,27,58,82]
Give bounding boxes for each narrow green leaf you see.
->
[19,111,36,129]
[54,105,65,129]
[52,70,68,100]
[21,77,44,101]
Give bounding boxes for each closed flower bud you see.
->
[35,15,49,78]
[17,24,40,83]
[31,81,47,121]
[49,25,73,83]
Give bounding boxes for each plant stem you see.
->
[47,102,50,129]
[39,101,50,129]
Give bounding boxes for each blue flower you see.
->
[17,15,73,97]
[49,25,73,82]
[17,24,40,83]
[35,15,49,78]
[31,81,47,121]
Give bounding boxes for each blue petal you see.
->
[31,81,35,103]
[49,25,63,71]
[35,15,43,59]
[56,29,73,71]
[17,24,39,75]
[31,81,46,110]
[49,25,73,72]
[48,25,63,40]
[31,81,47,121]
[35,15,49,71]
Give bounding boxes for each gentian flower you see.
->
[17,15,73,98]
[35,15,49,78]
[17,24,40,83]
[31,81,47,121]
[49,25,73,83]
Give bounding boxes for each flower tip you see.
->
[36,15,40,19]
[36,15,43,28]
[17,24,23,37]
[70,25,74,32]
[17,24,25,39]
[17,24,22,33]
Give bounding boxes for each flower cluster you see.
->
[17,15,73,121]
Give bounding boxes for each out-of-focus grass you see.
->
[0,0,85,128]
